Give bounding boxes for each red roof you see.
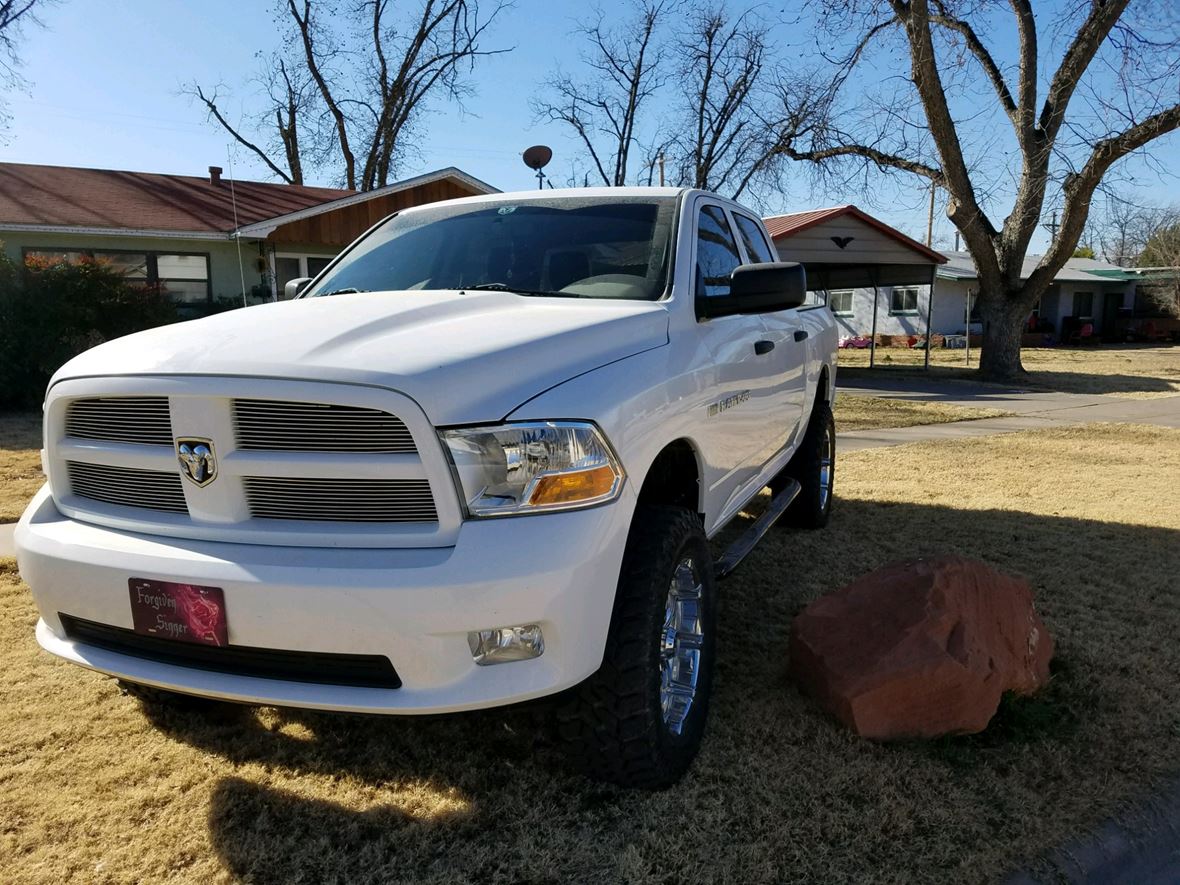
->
[0,162,353,234]
[764,204,946,264]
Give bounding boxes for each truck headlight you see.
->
[440,421,624,517]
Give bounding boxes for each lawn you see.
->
[838,344,1180,398]
[834,393,1010,432]
[3,422,1178,884]
[0,412,42,522]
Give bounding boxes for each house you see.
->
[935,252,1140,343]
[0,162,497,313]
[764,205,946,343]
[762,200,1144,344]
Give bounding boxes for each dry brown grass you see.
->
[834,393,1011,431]
[2,423,1179,884]
[0,412,42,522]
[838,344,1180,397]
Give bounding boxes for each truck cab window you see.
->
[733,214,776,264]
[696,205,743,298]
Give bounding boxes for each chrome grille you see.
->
[67,461,187,513]
[244,477,437,523]
[233,400,416,453]
[65,397,173,446]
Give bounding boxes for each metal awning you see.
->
[765,205,947,369]
[803,262,938,290]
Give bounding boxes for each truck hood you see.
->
[50,290,670,425]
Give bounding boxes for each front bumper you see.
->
[16,486,633,714]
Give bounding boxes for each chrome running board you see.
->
[715,478,801,579]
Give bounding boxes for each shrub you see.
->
[0,252,178,409]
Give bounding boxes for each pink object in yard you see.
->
[839,336,872,349]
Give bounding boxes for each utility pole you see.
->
[1042,211,1060,241]
[926,182,936,247]
[965,288,973,368]
[657,153,665,187]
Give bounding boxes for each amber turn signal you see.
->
[527,464,619,507]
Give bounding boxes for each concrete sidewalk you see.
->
[837,414,1061,453]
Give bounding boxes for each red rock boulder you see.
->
[789,555,1053,739]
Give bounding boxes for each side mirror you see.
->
[283,277,313,300]
[697,262,807,319]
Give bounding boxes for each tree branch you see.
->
[929,1,1016,120]
[188,84,295,184]
[1027,103,1180,294]
[781,142,943,183]
[287,0,356,189]
[1038,0,1131,139]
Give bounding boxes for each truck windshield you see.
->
[306,196,677,301]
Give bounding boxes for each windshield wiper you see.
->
[317,287,367,297]
[467,282,585,298]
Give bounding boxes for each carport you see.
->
[764,205,948,368]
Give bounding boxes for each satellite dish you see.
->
[522,145,553,189]
[522,145,553,171]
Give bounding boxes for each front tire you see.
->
[557,505,717,790]
[774,399,835,529]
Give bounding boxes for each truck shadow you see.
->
[138,496,1180,884]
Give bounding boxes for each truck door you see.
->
[692,202,782,522]
[730,210,807,460]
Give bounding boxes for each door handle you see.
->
[794,329,809,342]
[754,339,775,355]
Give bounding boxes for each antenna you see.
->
[522,145,553,190]
[226,145,248,308]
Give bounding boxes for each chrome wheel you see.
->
[660,556,705,735]
[818,419,835,512]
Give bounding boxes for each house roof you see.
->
[0,162,351,236]
[234,167,499,237]
[0,162,498,240]
[763,205,947,264]
[937,251,1137,284]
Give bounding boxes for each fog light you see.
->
[468,624,545,665]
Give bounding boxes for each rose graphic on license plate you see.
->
[128,579,228,646]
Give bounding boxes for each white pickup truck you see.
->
[16,187,837,788]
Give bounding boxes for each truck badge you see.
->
[177,438,217,487]
[708,390,750,417]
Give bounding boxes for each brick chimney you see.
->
[208,165,224,186]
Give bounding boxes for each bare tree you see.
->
[532,0,671,187]
[1137,211,1180,316]
[1089,193,1180,267]
[189,0,509,190]
[668,5,779,199]
[0,0,52,136]
[774,0,1180,380]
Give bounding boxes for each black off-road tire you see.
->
[773,399,835,529]
[118,679,226,712]
[556,505,717,790]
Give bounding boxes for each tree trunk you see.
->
[977,290,1030,381]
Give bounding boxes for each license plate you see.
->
[128,578,228,647]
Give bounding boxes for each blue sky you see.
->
[2,0,1177,253]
